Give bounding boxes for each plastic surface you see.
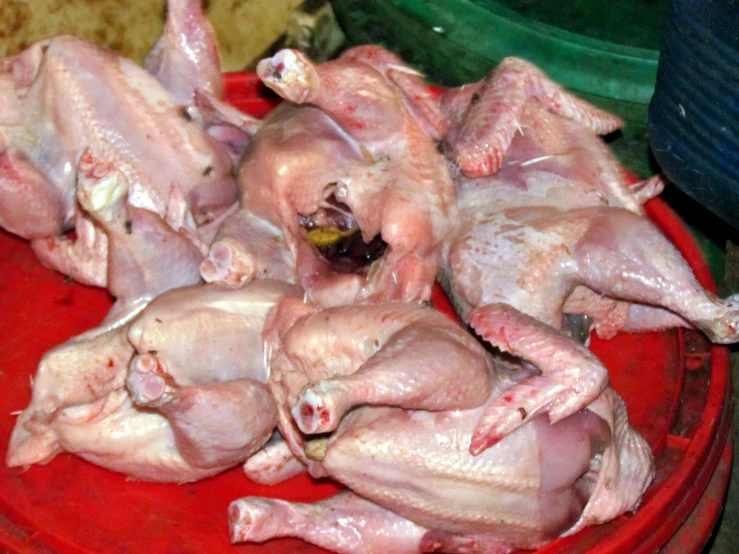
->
[474,0,666,50]
[0,72,731,553]
[648,0,739,230]
[331,0,660,132]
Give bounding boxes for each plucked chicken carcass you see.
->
[7,280,299,483]
[0,0,246,322]
[202,45,456,307]
[230,299,653,553]
[437,61,739,343]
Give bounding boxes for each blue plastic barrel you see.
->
[648,0,739,229]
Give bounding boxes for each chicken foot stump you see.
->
[200,208,294,287]
[127,355,278,470]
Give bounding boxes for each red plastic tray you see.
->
[0,73,731,553]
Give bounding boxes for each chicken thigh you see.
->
[7,280,299,483]
[35,150,207,326]
[231,300,653,553]
[208,46,456,306]
[440,97,739,343]
[201,102,357,294]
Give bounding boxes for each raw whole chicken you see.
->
[438,64,739,343]
[230,299,654,553]
[7,280,299,483]
[203,45,456,307]
[0,0,243,321]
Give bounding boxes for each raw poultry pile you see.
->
[2,1,738,553]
